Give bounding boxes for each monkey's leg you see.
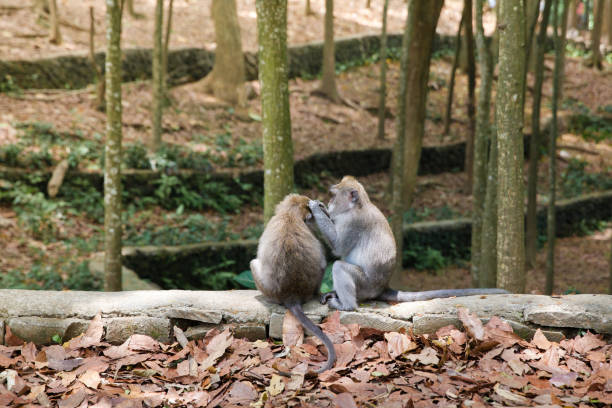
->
[379,288,510,302]
[320,291,338,304]
[326,261,366,311]
[308,200,338,251]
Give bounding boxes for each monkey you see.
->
[250,194,336,374]
[307,176,509,311]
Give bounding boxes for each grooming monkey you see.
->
[308,176,508,311]
[250,194,336,373]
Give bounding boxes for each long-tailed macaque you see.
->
[250,194,336,373]
[308,176,508,311]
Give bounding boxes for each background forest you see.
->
[0,0,611,296]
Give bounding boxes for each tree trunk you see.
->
[589,0,605,69]
[197,0,246,107]
[89,6,105,112]
[568,0,578,29]
[126,0,143,18]
[162,0,174,105]
[443,12,464,135]
[525,0,541,73]
[526,0,553,270]
[48,0,61,44]
[256,0,295,223]
[315,0,342,103]
[472,0,493,288]
[547,0,567,296]
[464,0,476,194]
[376,0,390,141]
[104,0,124,292]
[607,0,612,45]
[390,0,412,280]
[152,0,164,151]
[496,0,526,293]
[401,0,444,207]
[559,0,571,102]
[306,0,314,15]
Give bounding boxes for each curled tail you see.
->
[286,303,336,373]
[379,288,509,302]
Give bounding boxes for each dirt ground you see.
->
[0,1,611,295]
[0,0,497,61]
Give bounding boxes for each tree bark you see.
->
[526,0,553,270]
[315,0,342,103]
[525,0,541,73]
[126,0,143,18]
[89,6,105,112]
[496,0,526,293]
[306,0,314,15]
[589,0,605,69]
[464,0,476,194]
[162,0,174,104]
[48,0,61,44]
[559,0,571,102]
[197,0,247,107]
[568,0,578,29]
[390,0,412,280]
[256,0,295,223]
[443,12,464,135]
[607,0,612,45]
[376,0,390,140]
[547,0,567,296]
[152,0,164,151]
[401,0,444,207]
[472,0,493,288]
[104,0,124,292]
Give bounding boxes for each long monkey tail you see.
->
[379,288,510,303]
[285,303,336,374]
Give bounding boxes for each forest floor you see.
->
[0,1,611,295]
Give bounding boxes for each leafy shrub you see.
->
[60,177,104,221]
[0,261,101,291]
[561,159,612,198]
[11,183,65,241]
[124,143,151,169]
[0,144,23,167]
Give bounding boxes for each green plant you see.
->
[403,245,449,271]
[0,261,101,291]
[11,183,65,241]
[0,144,23,167]
[567,113,612,143]
[123,143,150,169]
[560,159,612,198]
[0,74,21,94]
[60,177,104,221]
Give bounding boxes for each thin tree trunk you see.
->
[589,0,605,69]
[315,0,342,103]
[390,0,412,280]
[89,6,105,111]
[48,0,61,44]
[568,0,578,29]
[559,0,571,102]
[607,0,612,45]
[256,0,294,223]
[526,0,553,270]
[496,0,526,293]
[126,0,143,18]
[443,12,465,135]
[547,0,565,296]
[152,0,164,151]
[162,0,174,104]
[306,0,314,15]
[197,0,246,107]
[464,0,476,194]
[401,0,444,207]
[525,0,541,73]
[104,0,123,292]
[472,0,492,288]
[376,0,390,141]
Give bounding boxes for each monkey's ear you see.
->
[350,189,359,203]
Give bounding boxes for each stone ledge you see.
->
[0,290,609,345]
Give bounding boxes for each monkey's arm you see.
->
[379,288,509,302]
[308,200,338,252]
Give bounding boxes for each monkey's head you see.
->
[328,176,369,215]
[275,193,314,223]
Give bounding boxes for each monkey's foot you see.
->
[320,291,338,305]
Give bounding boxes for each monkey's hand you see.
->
[320,291,338,305]
[308,200,330,218]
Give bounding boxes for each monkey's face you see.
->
[328,176,362,216]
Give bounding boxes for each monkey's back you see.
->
[253,212,325,305]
